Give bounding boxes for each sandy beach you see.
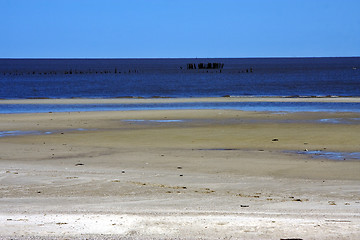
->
[0,98,360,239]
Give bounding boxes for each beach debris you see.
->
[177,166,182,169]
[280,238,303,240]
[272,138,279,142]
[328,200,336,205]
[122,170,125,174]
[56,222,68,225]
[325,219,351,223]
[75,163,84,166]
[240,205,249,208]
[199,188,215,194]
[179,174,183,177]
[8,218,28,222]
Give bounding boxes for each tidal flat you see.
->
[0,98,359,239]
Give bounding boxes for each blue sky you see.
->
[1,0,359,58]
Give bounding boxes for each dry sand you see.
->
[0,98,360,239]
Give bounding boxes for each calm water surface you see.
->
[1,58,359,99]
[1,58,360,113]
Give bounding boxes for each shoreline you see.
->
[2,97,360,114]
[2,96,360,104]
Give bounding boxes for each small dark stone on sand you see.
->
[240,205,249,207]
[75,163,84,166]
[272,138,279,142]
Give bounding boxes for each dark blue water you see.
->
[1,58,360,99]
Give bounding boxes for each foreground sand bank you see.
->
[0,109,359,239]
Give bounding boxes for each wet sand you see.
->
[0,99,360,239]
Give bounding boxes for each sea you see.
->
[1,57,360,113]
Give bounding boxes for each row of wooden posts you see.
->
[1,68,140,76]
[1,65,255,75]
[186,63,224,70]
